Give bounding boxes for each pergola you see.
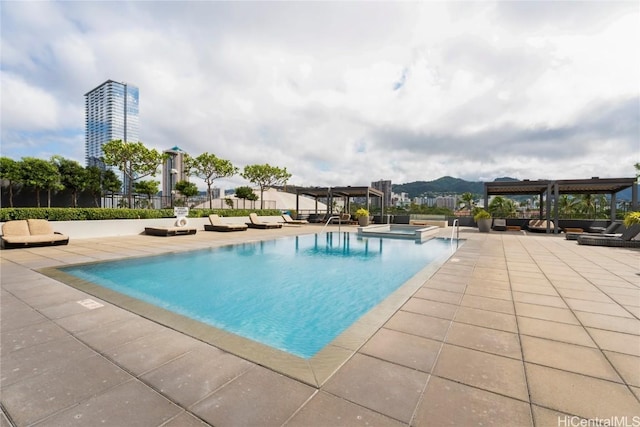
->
[484,177,638,234]
[295,186,385,218]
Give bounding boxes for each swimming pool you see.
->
[59,233,457,359]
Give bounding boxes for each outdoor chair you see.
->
[246,213,283,229]
[205,214,248,232]
[576,223,640,248]
[565,221,621,241]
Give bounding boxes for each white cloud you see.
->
[1,1,637,190]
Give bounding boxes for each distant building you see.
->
[162,146,188,207]
[85,80,139,169]
[371,179,392,209]
[435,196,458,210]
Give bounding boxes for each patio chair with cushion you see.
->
[492,219,507,231]
[205,214,248,232]
[281,214,308,225]
[565,221,621,241]
[528,219,556,233]
[246,213,283,229]
[1,219,69,249]
[577,223,640,248]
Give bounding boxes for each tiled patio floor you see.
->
[1,226,639,426]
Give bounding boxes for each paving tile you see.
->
[414,287,463,304]
[162,411,212,427]
[323,354,429,423]
[557,288,615,303]
[521,336,621,382]
[531,405,587,427]
[464,286,513,301]
[587,328,640,357]
[517,317,596,347]
[445,322,522,359]
[574,311,640,335]
[414,376,532,426]
[141,346,254,407]
[510,283,559,296]
[287,391,404,427]
[1,354,131,426]
[433,344,528,401]
[36,379,181,426]
[526,363,640,420]
[75,316,168,351]
[461,294,515,314]
[565,298,634,318]
[514,302,579,325]
[360,328,441,372]
[467,278,511,290]
[454,306,518,333]
[402,298,458,320]
[105,328,203,375]
[384,311,452,341]
[191,366,315,427]
[54,304,136,333]
[604,351,640,387]
[512,292,567,308]
[0,335,95,387]
[0,302,48,332]
[0,320,68,355]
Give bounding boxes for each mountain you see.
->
[392,176,485,198]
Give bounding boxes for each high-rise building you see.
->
[162,146,188,207]
[371,179,392,209]
[85,80,139,168]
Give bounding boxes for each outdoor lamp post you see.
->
[170,168,178,208]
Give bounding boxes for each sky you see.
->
[1,1,639,192]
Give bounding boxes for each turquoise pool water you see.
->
[62,233,457,358]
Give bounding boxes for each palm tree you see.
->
[558,195,578,218]
[579,194,595,218]
[460,192,475,211]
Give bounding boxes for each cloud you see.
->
[1,1,638,192]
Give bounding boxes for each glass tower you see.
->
[84,80,139,168]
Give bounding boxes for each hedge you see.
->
[0,208,283,222]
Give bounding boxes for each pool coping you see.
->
[38,236,461,388]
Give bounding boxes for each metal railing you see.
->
[319,216,342,234]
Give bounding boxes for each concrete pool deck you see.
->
[1,225,639,426]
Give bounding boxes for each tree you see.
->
[51,156,86,208]
[85,167,123,207]
[235,186,258,201]
[0,157,21,207]
[20,157,61,208]
[488,196,516,218]
[558,195,578,218]
[186,153,237,209]
[460,192,475,211]
[133,180,160,208]
[101,139,164,208]
[175,180,198,206]
[579,194,595,218]
[241,164,291,209]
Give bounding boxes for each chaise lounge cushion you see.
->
[204,215,248,232]
[1,219,69,248]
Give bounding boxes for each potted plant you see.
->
[474,209,492,233]
[356,208,370,226]
[623,211,640,227]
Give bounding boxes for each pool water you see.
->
[62,232,457,358]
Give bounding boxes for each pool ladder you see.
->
[320,216,342,234]
[451,219,460,248]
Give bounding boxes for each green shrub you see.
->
[623,211,640,227]
[473,209,491,221]
[0,208,283,222]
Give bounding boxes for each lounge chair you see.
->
[281,214,308,225]
[528,219,556,233]
[246,213,283,229]
[205,214,248,232]
[144,226,197,236]
[565,222,621,241]
[492,219,507,231]
[577,223,640,248]
[1,219,69,249]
